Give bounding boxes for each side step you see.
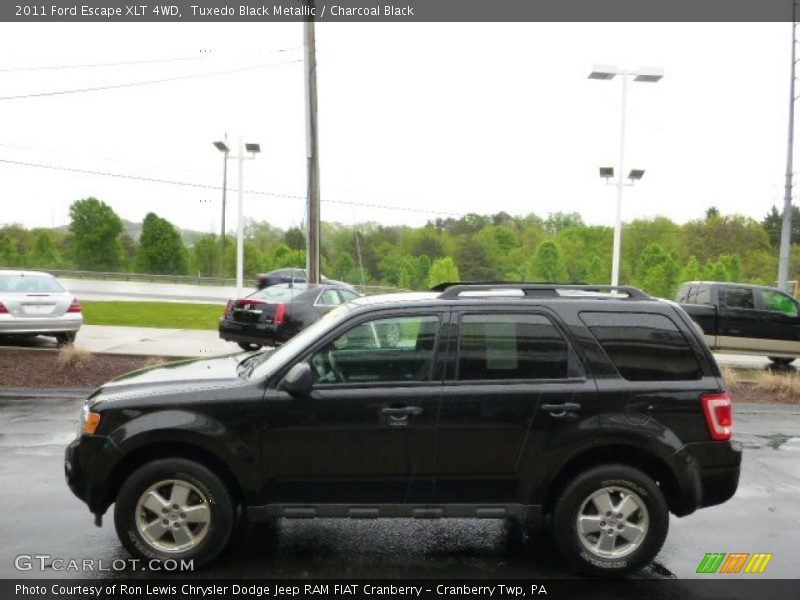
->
[248,504,527,521]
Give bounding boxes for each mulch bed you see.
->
[0,351,155,388]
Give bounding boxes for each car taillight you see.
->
[223,300,232,317]
[274,302,286,326]
[67,298,81,313]
[0,302,7,314]
[701,392,733,441]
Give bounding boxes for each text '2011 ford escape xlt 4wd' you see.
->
[65,284,741,575]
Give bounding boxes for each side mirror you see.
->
[280,362,313,396]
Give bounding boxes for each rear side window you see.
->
[457,313,571,380]
[695,287,711,304]
[722,287,754,310]
[580,311,702,381]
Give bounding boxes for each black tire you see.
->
[55,332,76,346]
[768,356,795,367]
[553,464,669,576]
[238,342,262,352]
[114,458,235,568]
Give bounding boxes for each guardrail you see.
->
[23,268,408,296]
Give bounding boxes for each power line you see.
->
[0,46,302,74]
[0,55,202,73]
[0,157,465,217]
[0,58,301,101]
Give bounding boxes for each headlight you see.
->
[77,404,102,436]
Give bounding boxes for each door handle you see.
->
[540,402,581,417]
[381,406,423,417]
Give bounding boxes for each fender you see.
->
[104,409,261,505]
[528,412,696,514]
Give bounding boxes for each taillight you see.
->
[67,298,81,313]
[0,302,8,314]
[274,302,286,326]
[223,300,232,317]
[702,392,733,441]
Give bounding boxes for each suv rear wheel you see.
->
[553,464,668,576]
[114,458,234,567]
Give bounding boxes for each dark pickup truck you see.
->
[677,281,800,366]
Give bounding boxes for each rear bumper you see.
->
[0,314,82,335]
[673,439,742,515]
[219,318,280,345]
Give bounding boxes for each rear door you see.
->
[716,286,763,352]
[433,307,596,505]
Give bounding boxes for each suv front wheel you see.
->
[553,464,669,576]
[114,458,234,567]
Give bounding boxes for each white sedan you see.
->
[0,270,83,345]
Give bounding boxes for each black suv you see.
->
[65,284,741,575]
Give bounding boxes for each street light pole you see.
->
[611,73,629,288]
[778,5,798,292]
[236,136,245,296]
[589,65,663,287]
[219,141,229,279]
[214,138,260,297]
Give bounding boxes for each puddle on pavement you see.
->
[756,433,798,450]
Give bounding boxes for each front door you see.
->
[261,310,445,505]
[756,288,800,355]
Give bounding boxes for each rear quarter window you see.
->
[579,311,702,381]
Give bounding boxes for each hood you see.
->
[91,354,247,404]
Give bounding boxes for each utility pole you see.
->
[779,2,798,292]
[304,4,321,284]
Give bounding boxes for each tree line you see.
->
[1,197,798,298]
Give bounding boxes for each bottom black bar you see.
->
[2,579,798,600]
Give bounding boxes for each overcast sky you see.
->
[0,22,794,234]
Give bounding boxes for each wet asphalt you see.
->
[0,396,798,581]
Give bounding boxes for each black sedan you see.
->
[219,283,360,351]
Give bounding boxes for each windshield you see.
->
[247,304,352,381]
[0,274,64,293]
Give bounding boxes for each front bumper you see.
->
[65,433,122,515]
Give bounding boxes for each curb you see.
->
[0,387,94,400]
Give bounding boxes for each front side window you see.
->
[722,288,754,310]
[310,314,439,384]
[457,313,570,380]
[580,311,702,381]
[761,290,799,317]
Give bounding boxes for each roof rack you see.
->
[435,282,651,301]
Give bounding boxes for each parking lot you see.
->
[0,395,797,581]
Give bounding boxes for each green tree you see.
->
[635,243,680,298]
[761,205,800,248]
[528,240,568,282]
[29,230,61,268]
[68,197,124,271]
[136,213,188,275]
[704,260,730,282]
[544,211,585,235]
[284,227,306,251]
[680,256,703,283]
[719,255,743,282]
[0,236,21,267]
[193,234,222,277]
[428,257,460,288]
